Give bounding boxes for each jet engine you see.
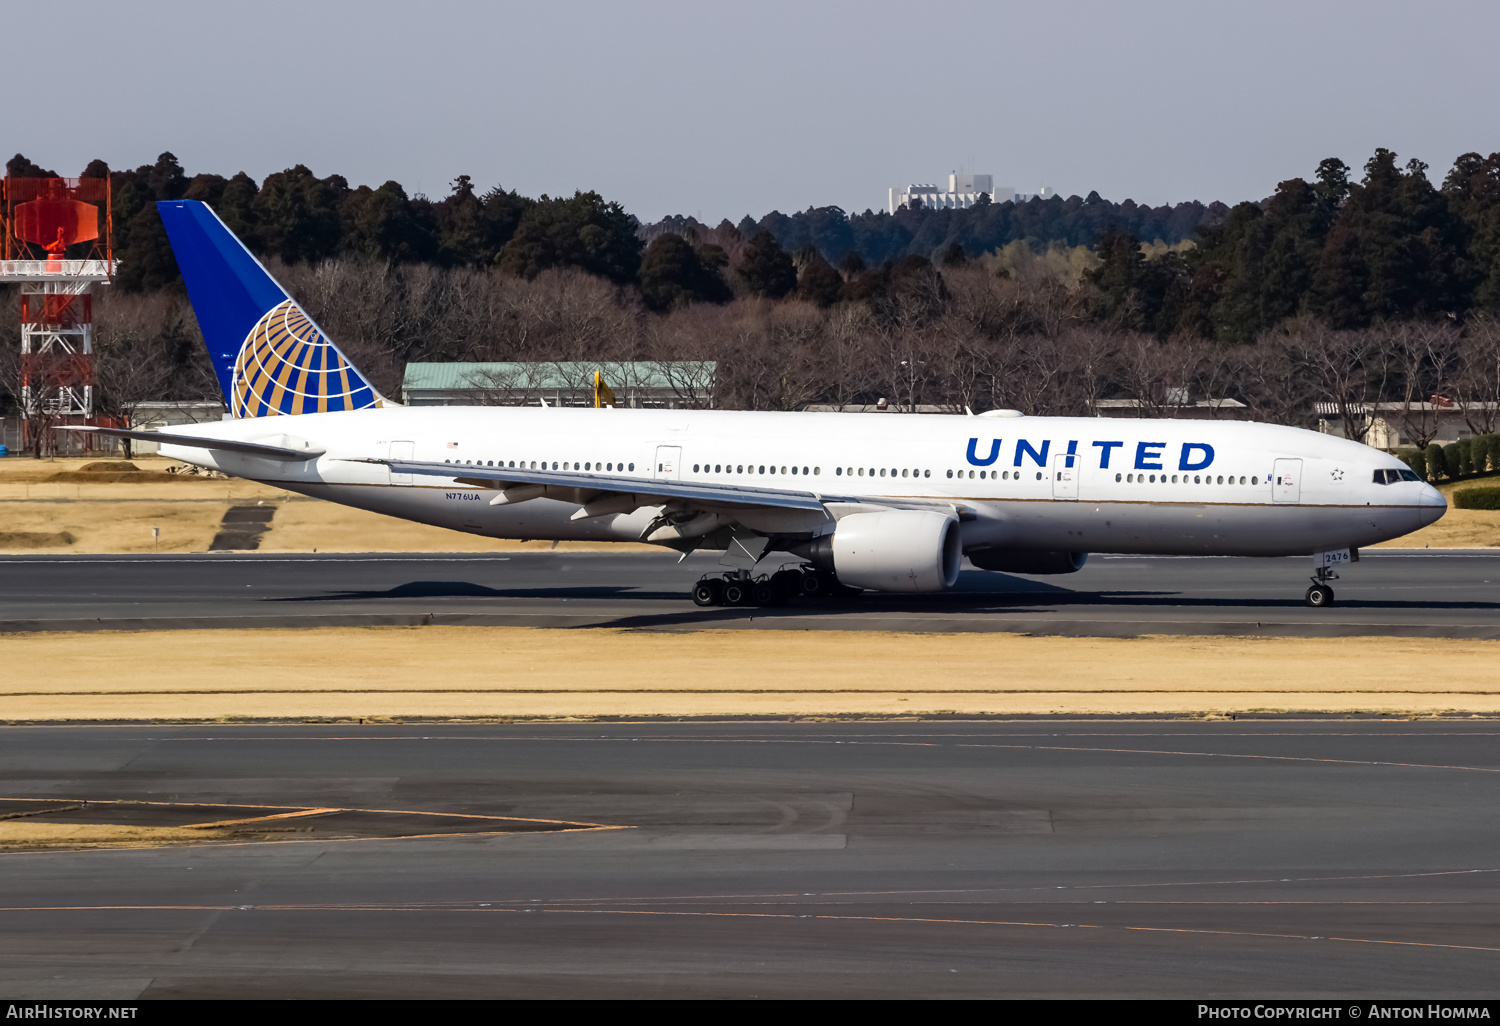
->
[968,549,1088,575]
[795,510,962,592]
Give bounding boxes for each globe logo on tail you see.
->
[231,300,381,418]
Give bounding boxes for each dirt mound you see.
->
[0,531,75,548]
[47,467,183,484]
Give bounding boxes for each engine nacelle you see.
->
[968,549,1088,575]
[825,510,962,592]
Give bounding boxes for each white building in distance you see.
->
[888,173,1056,214]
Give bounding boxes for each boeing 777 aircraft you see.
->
[73,201,1447,608]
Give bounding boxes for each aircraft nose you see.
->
[1418,483,1447,526]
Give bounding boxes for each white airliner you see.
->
[72,201,1446,608]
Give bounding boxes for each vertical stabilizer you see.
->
[156,200,384,418]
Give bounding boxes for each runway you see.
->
[2,720,1499,998]
[0,549,1496,637]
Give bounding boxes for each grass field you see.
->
[2,626,1497,722]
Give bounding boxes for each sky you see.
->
[5,0,1499,222]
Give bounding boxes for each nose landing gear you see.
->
[1305,566,1338,607]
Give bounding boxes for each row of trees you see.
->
[7,256,1496,449]
[1092,150,1500,340]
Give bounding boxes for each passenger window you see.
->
[814,468,820,475]
[1115,473,1122,482]
[1251,476,1258,485]
[1127,474,1133,483]
[858,468,865,476]
[923,470,929,478]
[1193,475,1200,484]
[1035,472,1043,480]
[879,468,886,477]
[629,463,635,471]
[791,466,798,475]
[1170,474,1177,483]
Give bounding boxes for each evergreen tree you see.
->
[637,233,732,311]
[796,249,844,307]
[498,191,641,284]
[344,181,430,263]
[735,231,797,299]
[253,165,348,264]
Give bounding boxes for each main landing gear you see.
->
[1305,566,1337,608]
[692,565,858,607]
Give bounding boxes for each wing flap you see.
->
[371,458,852,512]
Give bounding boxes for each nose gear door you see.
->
[1273,458,1302,504]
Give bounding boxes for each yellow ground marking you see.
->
[3,626,1500,720]
[0,795,624,851]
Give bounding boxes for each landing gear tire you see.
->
[722,580,750,606]
[751,581,779,607]
[1305,584,1335,608]
[800,570,834,598]
[692,579,724,607]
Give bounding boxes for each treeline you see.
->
[1092,150,1500,341]
[647,193,1224,270]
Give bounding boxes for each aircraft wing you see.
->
[373,457,856,511]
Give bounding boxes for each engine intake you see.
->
[968,549,1088,575]
[813,510,962,592]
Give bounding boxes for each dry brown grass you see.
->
[2,626,1496,721]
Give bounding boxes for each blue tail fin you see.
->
[157,200,385,418]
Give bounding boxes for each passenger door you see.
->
[653,445,682,481]
[388,440,415,485]
[1050,453,1079,500]
[1273,458,1302,504]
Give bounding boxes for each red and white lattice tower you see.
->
[1,175,115,453]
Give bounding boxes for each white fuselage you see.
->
[159,405,1446,558]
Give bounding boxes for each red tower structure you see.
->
[1,175,116,453]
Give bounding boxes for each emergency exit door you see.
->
[1273,458,1302,503]
[1051,452,1079,499]
[388,440,415,485]
[654,445,682,480]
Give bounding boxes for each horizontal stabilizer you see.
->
[55,426,325,462]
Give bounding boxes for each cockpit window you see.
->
[1373,469,1390,485]
[1398,469,1420,482]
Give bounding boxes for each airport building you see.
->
[1316,401,1500,449]
[401,361,717,409]
[888,173,1056,214]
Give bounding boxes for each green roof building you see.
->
[400,361,716,409]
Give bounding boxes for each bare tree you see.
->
[1453,314,1500,436]
[1281,318,1389,443]
[1374,320,1460,448]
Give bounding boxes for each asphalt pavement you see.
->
[2,720,1498,998]
[0,549,1496,637]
